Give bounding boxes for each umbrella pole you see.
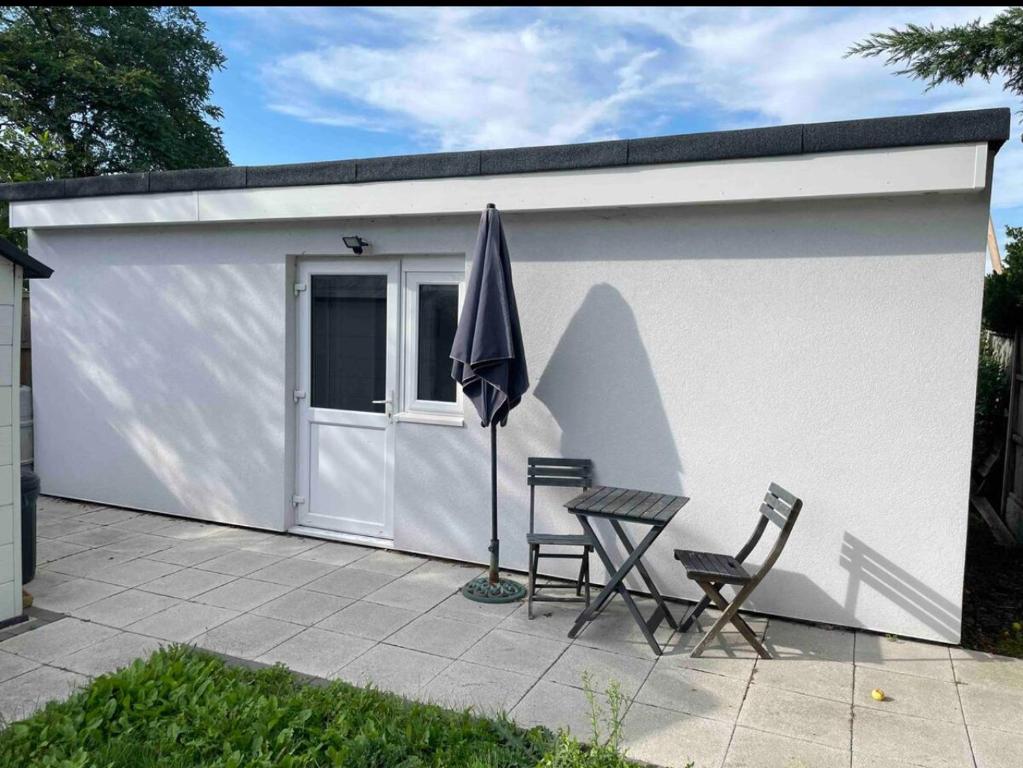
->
[461,418,526,603]
[489,421,499,585]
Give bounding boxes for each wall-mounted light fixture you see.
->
[342,236,369,255]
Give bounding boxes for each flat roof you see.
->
[0,107,1010,203]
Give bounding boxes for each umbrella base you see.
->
[461,576,526,604]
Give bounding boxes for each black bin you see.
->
[20,468,39,584]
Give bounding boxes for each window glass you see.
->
[416,283,458,403]
[310,275,387,412]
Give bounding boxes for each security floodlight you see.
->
[342,236,369,255]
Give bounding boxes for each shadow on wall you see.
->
[534,282,683,494]
[840,532,961,640]
[533,283,683,587]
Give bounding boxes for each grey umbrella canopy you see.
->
[451,204,530,601]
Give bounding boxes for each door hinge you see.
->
[291,495,306,506]
[293,389,307,402]
[293,282,307,296]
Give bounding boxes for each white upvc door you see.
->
[294,259,399,539]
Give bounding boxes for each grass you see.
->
[0,646,637,767]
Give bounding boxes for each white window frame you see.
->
[399,259,465,427]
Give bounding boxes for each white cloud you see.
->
[229,7,1022,209]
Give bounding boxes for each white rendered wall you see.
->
[29,192,987,642]
[0,262,22,622]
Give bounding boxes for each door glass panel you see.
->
[417,283,458,403]
[310,275,387,412]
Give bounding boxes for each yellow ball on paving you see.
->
[871,688,886,702]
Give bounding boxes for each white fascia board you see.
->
[10,143,989,230]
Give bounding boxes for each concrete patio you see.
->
[1,496,1021,768]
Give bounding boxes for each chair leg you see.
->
[583,549,591,607]
[575,554,586,596]
[689,581,770,659]
[527,544,538,619]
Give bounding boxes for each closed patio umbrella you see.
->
[451,204,530,602]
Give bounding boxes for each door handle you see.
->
[371,390,394,418]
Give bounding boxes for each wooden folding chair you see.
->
[526,458,594,619]
[674,483,802,659]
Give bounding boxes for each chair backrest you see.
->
[733,483,803,582]
[527,457,593,534]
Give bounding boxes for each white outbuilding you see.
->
[1,107,1009,642]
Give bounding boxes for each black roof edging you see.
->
[0,237,52,279]
[0,107,1010,203]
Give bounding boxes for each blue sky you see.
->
[198,6,1022,242]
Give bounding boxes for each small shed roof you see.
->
[0,107,1010,204]
[0,237,52,279]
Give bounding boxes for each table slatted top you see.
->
[565,486,689,524]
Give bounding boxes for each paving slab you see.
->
[257,627,374,678]
[306,567,396,599]
[751,657,852,703]
[662,630,758,682]
[737,683,851,750]
[74,507,142,526]
[622,702,733,768]
[90,557,182,588]
[854,665,962,722]
[387,614,490,658]
[147,540,237,567]
[317,600,422,641]
[38,520,96,540]
[461,628,568,678]
[296,541,372,566]
[101,533,176,558]
[109,514,185,535]
[355,550,427,576]
[958,680,1023,734]
[0,617,119,663]
[253,589,351,626]
[428,592,521,628]
[499,600,580,641]
[969,724,1023,768]
[151,518,228,541]
[852,705,974,768]
[0,665,88,722]
[73,589,181,629]
[247,557,338,587]
[36,538,90,565]
[58,526,134,549]
[31,577,125,613]
[193,614,303,659]
[951,647,1023,691]
[139,568,235,599]
[193,578,292,612]
[336,643,450,697]
[422,659,535,715]
[854,633,953,682]
[127,602,240,643]
[238,534,322,558]
[54,632,163,677]
[362,568,465,611]
[636,663,748,723]
[511,679,609,738]
[544,643,653,699]
[0,650,39,683]
[46,548,135,579]
[763,620,854,661]
[723,724,851,768]
[197,550,285,577]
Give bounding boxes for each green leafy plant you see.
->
[0,646,639,767]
